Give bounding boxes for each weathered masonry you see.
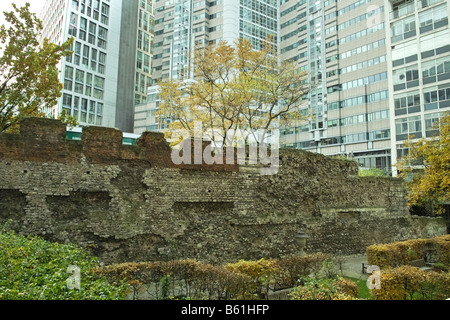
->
[0,118,446,264]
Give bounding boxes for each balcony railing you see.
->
[390,1,415,20]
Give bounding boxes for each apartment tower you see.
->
[39,0,154,133]
[279,0,392,172]
[134,0,278,134]
[387,0,450,173]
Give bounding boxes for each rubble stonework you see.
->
[0,118,446,264]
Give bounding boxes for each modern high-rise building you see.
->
[149,0,277,82]
[279,0,392,172]
[133,0,450,176]
[39,0,154,133]
[134,0,278,134]
[279,0,450,174]
[386,0,450,173]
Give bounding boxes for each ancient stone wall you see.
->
[0,118,446,264]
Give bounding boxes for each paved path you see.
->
[338,254,369,280]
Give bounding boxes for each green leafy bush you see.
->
[0,229,128,300]
[358,168,390,177]
[276,253,332,287]
[289,277,358,300]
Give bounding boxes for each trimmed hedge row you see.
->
[371,265,450,300]
[366,234,450,269]
[93,252,331,300]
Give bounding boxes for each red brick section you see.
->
[0,117,239,172]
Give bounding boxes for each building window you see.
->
[101,2,109,25]
[418,3,448,34]
[73,96,79,117]
[90,48,97,72]
[423,84,450,110]
[393,64,419,91]
[80,98,88,122]
[85,73,92,97]
[79,17,87,41]
[394,90,421,116]
[392,39,417,67]
[82,45,89,68]
[64,66,74,91]
[424,112,442,137]
[422,55,450,84]
[88,21,96,45]
[367,109,390,122]
[74,69,84,94]
[137,51,143,71]
[69,12,78,37]
[369,129,390,140]
[62,93,72,114]
[395,116,422,140]
[71,0,79,11]
[420,29,450,58]
[73,41,81,65]
[98,51,106,74]
[93,76,105,100]
[391,15,416,43]
[98,26,107,49]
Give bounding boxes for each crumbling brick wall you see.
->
[0,118,446,264]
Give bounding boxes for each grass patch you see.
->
[343,276,372,300]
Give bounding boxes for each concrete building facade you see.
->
[386,0,450,172]
[133,0,450,175]
[279,0,392,173]
[278,0,450,174]
[39,0,154,133]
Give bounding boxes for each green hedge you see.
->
[366,235,450,269]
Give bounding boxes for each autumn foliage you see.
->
[289,277,358,300]
[370,266,450,300]
[157,38,309,146]
[366,234,450,269]
[0,3,73,133]
[93,253,331,300]
[397,112,450,213]
[367,235,450,300]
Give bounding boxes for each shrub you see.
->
[95,253,331,300]
[358,168,389,177]
[335,277,359,298]
[367,235,450,269]
[95,259,252,300]
[370,265,450,300]
[225,258,279,298]
[0,230,128,300]
[276,253,332,288]
[289,277,357,300]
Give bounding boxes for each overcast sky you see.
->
[0,0,47,25]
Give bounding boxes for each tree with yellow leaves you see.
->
[157,38,309,148]
[0,3,74,133]
[397,112,450,214]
